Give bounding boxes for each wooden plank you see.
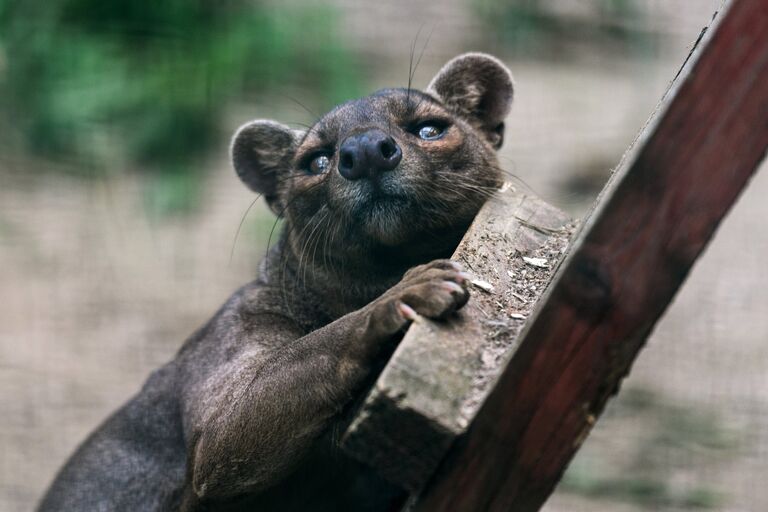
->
[411,0,768,510]
[341,184,573,491]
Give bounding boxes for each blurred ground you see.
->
[3,1,768,511]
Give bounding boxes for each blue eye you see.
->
[417,124,445,140]
[308,154,331,174]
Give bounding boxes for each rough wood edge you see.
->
[341,184,573,491]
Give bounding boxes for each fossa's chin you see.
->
[358,196,414,246]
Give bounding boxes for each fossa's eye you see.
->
[415,122,447,141]
[307,153,331,174]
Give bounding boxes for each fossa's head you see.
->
[232,53,514,270]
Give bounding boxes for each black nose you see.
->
[338,129,402,181]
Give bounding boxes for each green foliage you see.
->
[561,462,672,509]
[563,460,724,510]
[472,0,652,58]
[0,0,361,191]
[561,388,736,509]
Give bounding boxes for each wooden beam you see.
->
[411,0,768,510]
[341,185,572,491]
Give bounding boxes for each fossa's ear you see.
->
[230,120,302,214]
[427,53,514,149]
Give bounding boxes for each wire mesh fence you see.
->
[2,1,766,510]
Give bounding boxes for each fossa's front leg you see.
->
[183,260,469,509]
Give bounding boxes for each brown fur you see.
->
[38,53,514,512]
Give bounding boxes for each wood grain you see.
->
[412,0,768,510]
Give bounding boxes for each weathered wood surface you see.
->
[411,0,768,510]
[341,183,573,491]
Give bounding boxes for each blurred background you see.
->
[2,0,767,510]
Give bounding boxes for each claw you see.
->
[457,272,473,283]
[441,281,465,294]
[396,301,420,322]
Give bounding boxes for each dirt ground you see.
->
[3,2,768,510]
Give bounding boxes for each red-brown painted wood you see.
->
[412,0,768,510]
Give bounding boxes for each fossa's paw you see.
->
[396,259,470,320]
[371,260,470,336]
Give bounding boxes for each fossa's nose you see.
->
[338,129,402,181]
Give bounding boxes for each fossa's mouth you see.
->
[346,174,410,214]
[348,192,415,245]
[355,193,409,218]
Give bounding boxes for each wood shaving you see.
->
[470,279,495,293]
[522,256,549,268]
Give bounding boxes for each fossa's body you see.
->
[39,53,514,511]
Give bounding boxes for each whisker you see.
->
[406,23,425,105]
[410,24,435,87]
[298,207,330,295]
[305,209,331,292]
[229,193,262,266]
[265,179,327,261]
[280,93,320,120]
